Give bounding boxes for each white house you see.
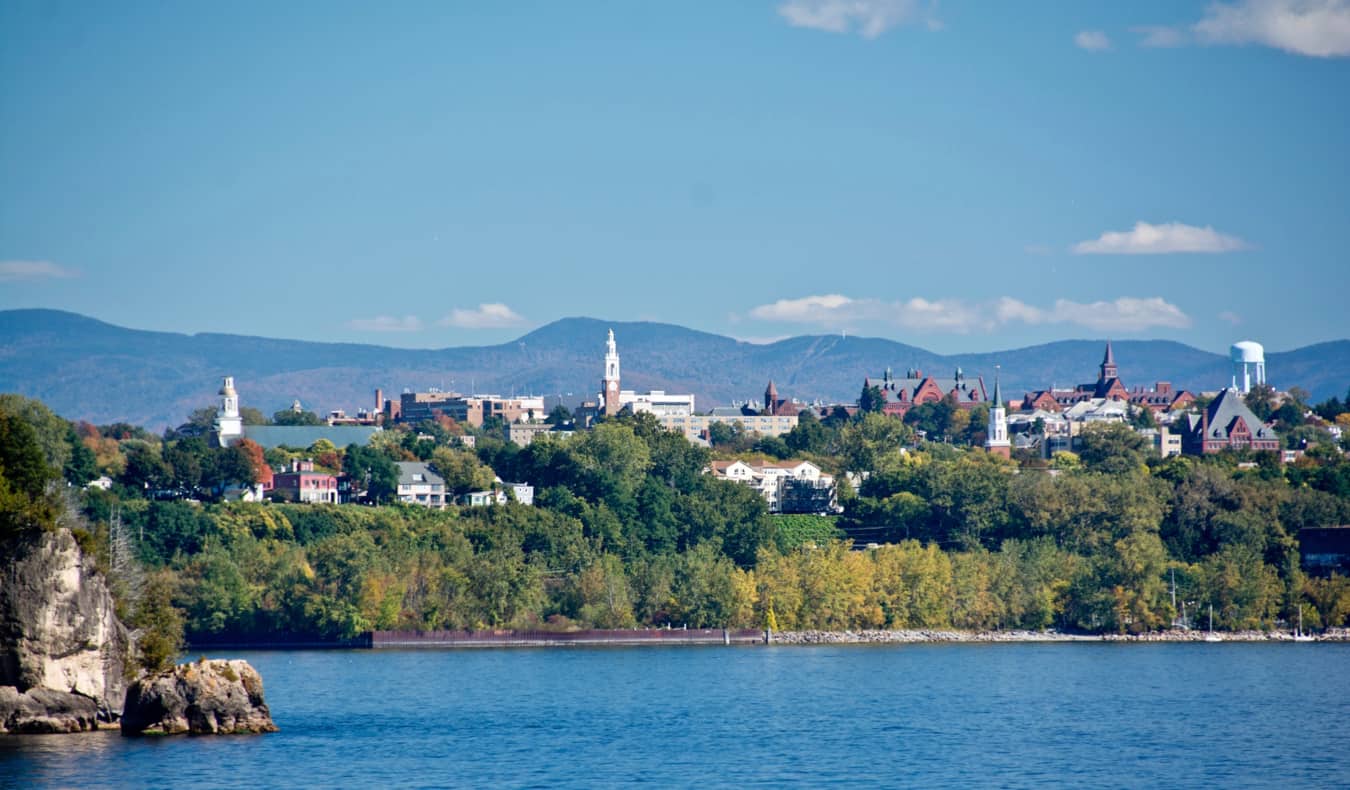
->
[396,462,446,509]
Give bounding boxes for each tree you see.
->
[784,410,830,455]
[1129,405,1158,430]
[859,384,886,414]
[1077,423,1149,475]
[273,408,324,426]
[343,444,399,503]
[132,570,185,673]
[239,407,271,426]
[1245,384,1277,422]
[0,413,57,540]
[430,446,495,497]
[63,424,98,486]
[0,394,73,474]
[120,443,170,493]
[546,404,573,426]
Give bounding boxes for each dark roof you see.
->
[242,425,383,449]
[397,461,444,487]
[1199,388,1279,442]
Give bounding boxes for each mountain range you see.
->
[1,309,1346,430]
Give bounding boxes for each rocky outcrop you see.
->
[0,528,132,732]
[0,686,100,733]
[121,659,278,735]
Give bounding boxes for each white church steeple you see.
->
[985,366,1010,459]
[215,376,244,445]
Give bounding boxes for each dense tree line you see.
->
[3,393,1350,647]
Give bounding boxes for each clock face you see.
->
[609,382,618,391]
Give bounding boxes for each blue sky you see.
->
[2,0,1347,354]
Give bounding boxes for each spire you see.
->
[1099,340,1118,382]
[992,365,1002,407]
[765,380,778,415]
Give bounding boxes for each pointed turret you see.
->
[1100,340,1118,381]
[764,380,778,415]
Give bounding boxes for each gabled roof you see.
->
[1197,388,1279,442]
[397,461,444,487]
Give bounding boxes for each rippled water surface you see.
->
[4,643,1349,788]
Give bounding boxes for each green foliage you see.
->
[273,409,324,426]
[773,514,843,550]
[6,381,1338,640]
[133,571,185,673]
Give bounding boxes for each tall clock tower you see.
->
[601,329,622,416]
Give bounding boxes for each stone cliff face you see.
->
[0,528,132,732]
[122,659,277,735]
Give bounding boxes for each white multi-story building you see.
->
[708,459,837,514]
[659,412,799,445]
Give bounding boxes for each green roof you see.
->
[241,425,382,450]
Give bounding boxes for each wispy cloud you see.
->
[776,0,936,39]
[1219,310,1244,325]
[1038,297,1193,332]
[438,303,528,329]
[1194,0,1350,57]
[1074,30,1112,51]
[0,260,79,282]
[1131,25,1188,47]
[749,294,1192,333]
[1072,221,1249,255]
[347,315,423,332]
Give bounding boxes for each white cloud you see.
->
[1194,0,1350,57]
[1219,310,1244,325]
[1131,25,1188,47]
[749,294,1192,333]
[777,0,935,38]
[438,303,528,329]
[1072,221,1249,255]
[347,315,423,332]
[1075,30,1112,51]
[1043,297,1193,331]
[0,260,78,282]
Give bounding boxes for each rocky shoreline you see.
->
[771,627,1350,645]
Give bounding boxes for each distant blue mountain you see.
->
[1,309,1345,429]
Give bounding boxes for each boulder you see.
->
[0,685,101,734]
[121,659,278,735]
[0,528,132,724]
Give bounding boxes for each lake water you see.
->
[4,643,1349,788]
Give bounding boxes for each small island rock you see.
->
[121,659,278,736]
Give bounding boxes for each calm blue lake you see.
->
[4,643,1349,788]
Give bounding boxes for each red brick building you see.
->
[1021,342,1194,413]
[863,367,988,417]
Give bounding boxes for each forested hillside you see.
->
[3,391,1349,645]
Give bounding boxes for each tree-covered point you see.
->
[4,390,1350,643]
